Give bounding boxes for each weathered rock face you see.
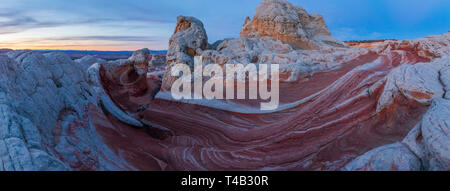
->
[1,0,450,171]
[345,53,450,171]
[0,50,137,170]
[129,48,150,75]
[129,30,450,170]
[376,62,446,112]
[159,12,357,93]
[166,16,208,66]
[379,33,450,59]
[344,142,423,171]
[241,0,344,49]
[161,16,209,91]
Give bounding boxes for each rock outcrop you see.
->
[376,61,446,112]
[404,98,450,170]
[161,16,209,90]
[129,48,150,75]
[149,55,166,68]
[379,33,450,59]
[1,0,450,171]
[343,142,423,171]
[240,0,344,49]
[346,98,450,171]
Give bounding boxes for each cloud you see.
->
[45,35,160,42]
[0,12,59,34]
[0,1,176,35]
[0,11,120,35]
[1,35,162,47]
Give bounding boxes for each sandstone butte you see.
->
[1,0,450,171]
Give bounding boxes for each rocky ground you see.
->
[1,0,450,171]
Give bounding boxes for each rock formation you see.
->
[149,55,166,68]
[241,0,344,49]
[166,16,208,66]
[129,48,150,75]
[0,51,134,170]
[1,0,450,171]
[346,55,450,171]
[161,16,209,91]
[346,98,450,171]
[160,1,352,93]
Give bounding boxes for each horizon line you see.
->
[1,48,168,52]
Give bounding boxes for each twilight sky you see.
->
[0,0,449,51]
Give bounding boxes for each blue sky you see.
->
[0,0,449,50]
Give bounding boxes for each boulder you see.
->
[403,98,450,170]
[129,48,150,75]
[377,61,446,112]
[343,143,422,171]
[166,16,208,67]
[149,55,166,68]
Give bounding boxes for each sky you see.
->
[0,0,449,51]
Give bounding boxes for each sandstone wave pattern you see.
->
[1,0,450,171]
